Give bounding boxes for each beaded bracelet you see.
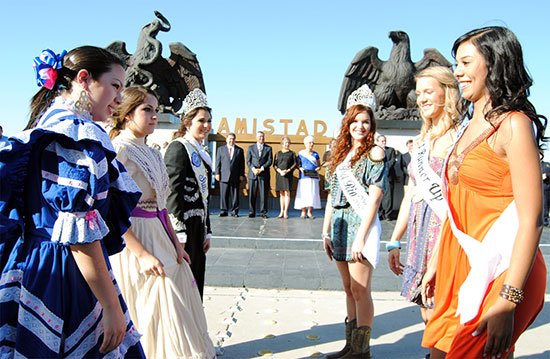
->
[499,284,524,304]
[322,233,331,240]
[386,240,401,251]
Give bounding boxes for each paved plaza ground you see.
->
[203,210,550,358]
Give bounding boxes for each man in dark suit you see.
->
[376,134,397,220]
[399,139,413,190]
[215,133,245,217]
[247,131,273,218]
[541,152,550,226]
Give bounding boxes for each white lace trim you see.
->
[184,192,200,202]
[45,142,109,179]
[113,135,169,209]
[42,171,88,190]
[184,208,204,221]
[169,213,186,232]
[51,210,109,245]
[19,286,63,334]
[111,169,141,195]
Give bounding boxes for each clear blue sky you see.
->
[1,1,548,142]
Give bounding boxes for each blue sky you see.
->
[1,1,549,141]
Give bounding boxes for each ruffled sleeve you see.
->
[364,154,388,193]
[40,139,119,246]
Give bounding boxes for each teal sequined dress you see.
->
[329,152,387,261]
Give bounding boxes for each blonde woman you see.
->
[274,136,297,218]
[387,67,461,322]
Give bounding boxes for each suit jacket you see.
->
[247,143,273,179]
[384,146,397,181]
[542,161,550,191]
[216,145,245,184]
[399,152,412,184]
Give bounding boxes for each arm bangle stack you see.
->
[499,284,524,304]
[386,240,401,251]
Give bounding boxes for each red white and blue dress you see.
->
[0,97,145,358]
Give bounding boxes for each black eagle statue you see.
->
[338,31,451,120]
[106,11,206,114]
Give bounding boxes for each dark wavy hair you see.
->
[452,26,547,147]
[171,106,212,140]
[26,46,125,130]
[331,104,376,169]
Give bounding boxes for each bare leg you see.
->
[301,208,306,218]
[336,261,356,321]
[278,192,284,217]
[348,260,374,327]
[430,347,446,359]
[283,191,290,217]
[307,206,313,218]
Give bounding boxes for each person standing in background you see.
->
[215,132,245,217]
[399,139,413,193]
[541,152,550,226]
[295,135,322,219]
[274,136,297,219]
[376,134,397,220]
[247,131,272,218]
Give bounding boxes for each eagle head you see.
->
[389,31,409,44]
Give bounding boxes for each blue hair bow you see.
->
[33,49,67,90]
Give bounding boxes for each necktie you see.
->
[229,147,233,159]
[258,145,262,157]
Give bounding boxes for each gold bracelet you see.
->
[499,284,524,304]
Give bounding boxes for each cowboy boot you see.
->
[341,325,372,358]
[325,318,356,358]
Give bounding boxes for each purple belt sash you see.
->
[131,207,177,243]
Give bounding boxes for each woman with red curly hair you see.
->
[322,84,387,359]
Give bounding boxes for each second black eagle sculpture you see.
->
[338,31,451,119]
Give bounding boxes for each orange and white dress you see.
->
[422,114,547,358]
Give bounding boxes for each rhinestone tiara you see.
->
[346,84,376,112]
[183,88,209,115]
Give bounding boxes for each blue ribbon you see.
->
[32,48,67,89]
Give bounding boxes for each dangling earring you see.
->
[75,90,92,114]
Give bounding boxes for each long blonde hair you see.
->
[415,66,462,143]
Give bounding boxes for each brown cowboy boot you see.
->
[325,318,356,358]
[341,325,372,358]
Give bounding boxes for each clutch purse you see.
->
[303,169,319,178]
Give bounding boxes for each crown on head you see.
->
[346,84,376,112]
[183,88,209,116]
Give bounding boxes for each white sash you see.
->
[410,137,446,220]
[175,137,209,215]
[335,152,381,268]
[299,150,319,167]
[442,119,518,324]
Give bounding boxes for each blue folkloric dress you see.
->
[0,97,144,358]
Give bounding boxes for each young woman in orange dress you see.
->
[421,26,547,359]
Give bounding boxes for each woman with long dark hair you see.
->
[322,85,387,358]
[0,47,144,357]
[422,27,547,359]
[164,88,212,299]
